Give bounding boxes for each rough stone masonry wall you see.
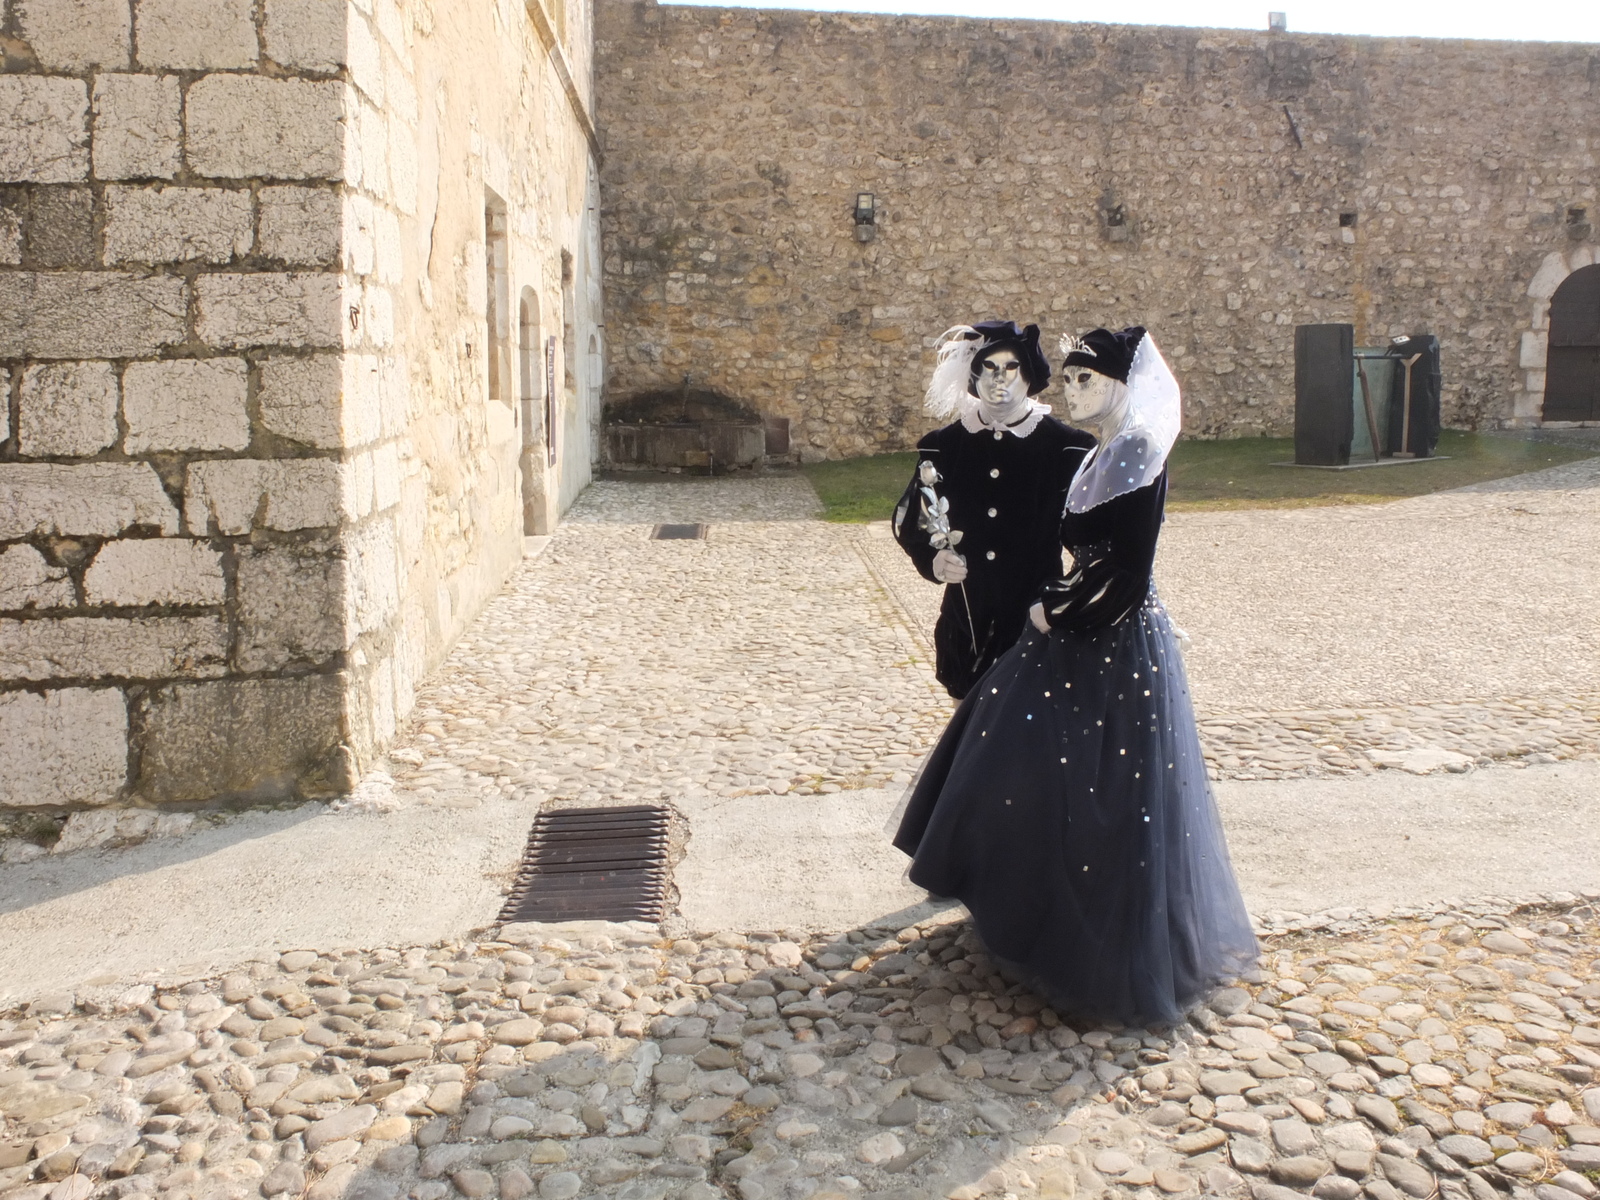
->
[0,0,603,816]
[376,0,605,703]
[341,0,605,809]
[595,1,1598,458]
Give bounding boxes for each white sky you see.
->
[663,0,1600,44]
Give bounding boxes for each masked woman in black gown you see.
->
[893,326,1258,1027]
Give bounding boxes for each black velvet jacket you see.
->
[1039,469,1167,633]
[893,414,1096,698]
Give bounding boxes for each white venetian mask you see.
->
[1062,365,1123,424]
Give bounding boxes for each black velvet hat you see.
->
[965,320,1052,397]
[1062,326,1147,384]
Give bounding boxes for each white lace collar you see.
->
[960,400,1051,439]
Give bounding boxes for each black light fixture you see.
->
[854,193,876,243]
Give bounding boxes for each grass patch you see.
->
[1165,429,1595,510]
[6,813,64,847]
[801,432,1596,523]
[804,451,919,523]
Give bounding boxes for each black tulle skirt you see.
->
[893,589,1258,1027]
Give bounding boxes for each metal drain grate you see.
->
[498,805,670,924]
[651,523,705,540]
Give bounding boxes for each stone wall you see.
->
[359,0,605,774]
[0,0,603,815]
[594,0,1599,458]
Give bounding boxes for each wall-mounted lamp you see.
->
[854,193,877,243]
[1267,11,1286,32]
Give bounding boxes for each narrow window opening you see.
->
[519,287,550,535]
[519,288,541,449]
[1338,212,1358,228]
[561,249,578,412]
[484,191,511,405]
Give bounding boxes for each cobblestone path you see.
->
[383,477,951,806]
[4,897,1600,1200]
[388,456,1600,813]
[5,466,1600,1200]
[865,457,1600,782]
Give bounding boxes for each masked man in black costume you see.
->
[892,320,1096,699]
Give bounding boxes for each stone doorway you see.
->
[1545,263,1600,423]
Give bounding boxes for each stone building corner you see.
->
[1,0,604,824]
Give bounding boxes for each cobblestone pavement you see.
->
[5,896,1600,1200]
[864,456,1600,782]
[381,476,950,807]
[5,467,1600,1199]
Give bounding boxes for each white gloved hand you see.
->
[1029,601,1051,633]
[932,549,968,584]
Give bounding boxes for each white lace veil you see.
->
[1065,331,1181,513]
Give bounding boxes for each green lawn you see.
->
[802,431,1596,523]
[803,451,921,523]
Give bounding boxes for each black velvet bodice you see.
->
[1039,469,1167,633]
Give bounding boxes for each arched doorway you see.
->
[1545,264,1600,422]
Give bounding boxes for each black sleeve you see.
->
[1038,473,1166,633]
[1052,437,1094,554]
[892,454,940,584]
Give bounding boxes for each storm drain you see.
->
[650,523,706,540]
[498,805,670,924]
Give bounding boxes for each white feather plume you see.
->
[924,326,982,418]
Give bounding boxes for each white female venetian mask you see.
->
[1062,362,1124,425]
[1059,328,1183,513]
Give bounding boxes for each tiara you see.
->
[1059,334,1096,358]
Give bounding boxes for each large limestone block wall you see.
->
[0,0,602,815]
[0,0,359,813]
[595,1,1598,457]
